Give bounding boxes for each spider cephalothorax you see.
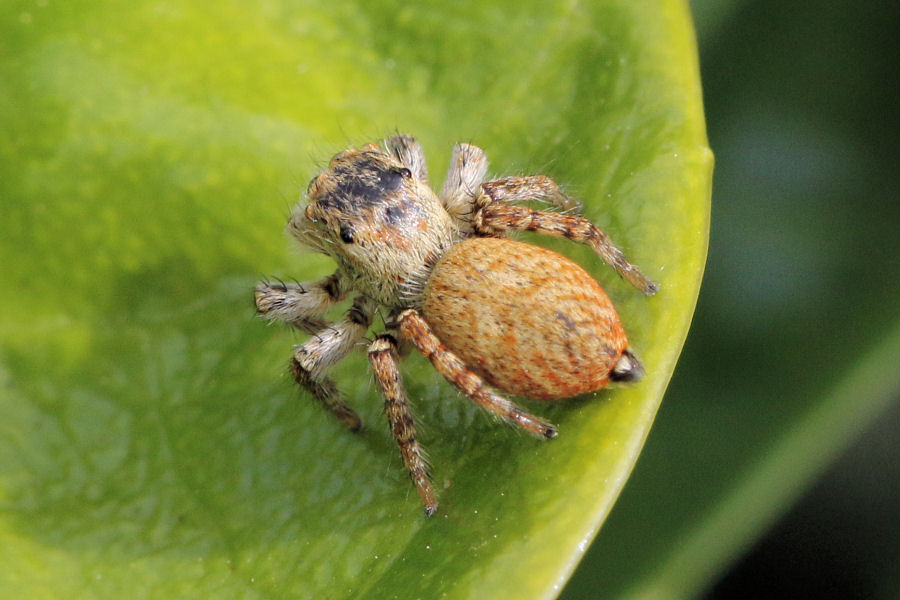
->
[290,145,455,306]
[256,134,656,516]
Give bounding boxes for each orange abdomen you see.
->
[422,237,628,400]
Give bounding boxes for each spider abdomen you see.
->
[422,237,631,401]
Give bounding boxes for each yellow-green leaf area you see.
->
[0,0,710,598]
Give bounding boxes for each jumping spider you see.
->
[255,134,656,516]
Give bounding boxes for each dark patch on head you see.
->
[316,191,349,213]
[326,155,407,209]
[384,204,405,225]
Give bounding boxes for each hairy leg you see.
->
[386,134,429,183]
[290,296,376,431]
[439,142,489,233]
[368,334,437,516]
[474,203,658,295]
[395,309,558,439]
[254,271,347,333]
[480,175,582,212]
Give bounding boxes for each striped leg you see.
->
[480,175,582,212]
[475,203,658,295]
[291,296,375,431]
[396,309,558,439]
[368,334,437,517]
[255,271,347,333]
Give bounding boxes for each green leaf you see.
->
[0,1,710,598]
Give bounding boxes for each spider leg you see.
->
[396,309,558,439]
[480,175,582,212]
[255,271,348,333]
[368,334,437,516]
[291,296,376,431]
[439,142,488,233]
[474,203,658,295]
[385,134,429,183]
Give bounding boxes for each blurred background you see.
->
[563,0,900,597]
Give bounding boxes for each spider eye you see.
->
[397,167,412,179]
[339,226,355,244]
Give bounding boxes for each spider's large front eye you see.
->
[339,226,355,244]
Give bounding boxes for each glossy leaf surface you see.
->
[0,1,710,597]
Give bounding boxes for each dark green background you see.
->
[563,0,900,597]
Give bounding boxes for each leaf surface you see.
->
[0,1,710,597]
